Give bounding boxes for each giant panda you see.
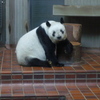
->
[16,18,73,67]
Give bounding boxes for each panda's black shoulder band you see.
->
[36,26,55,51]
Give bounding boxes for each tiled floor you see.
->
[0,47,100,100]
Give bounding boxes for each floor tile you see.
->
[0,48,100,99]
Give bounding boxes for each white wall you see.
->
[6,0,29,45]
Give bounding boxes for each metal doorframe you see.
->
[0,0,6,46]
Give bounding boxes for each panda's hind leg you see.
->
[26,58,51,67]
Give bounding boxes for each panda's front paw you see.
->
[45,62,52,67]
[57,63,64,67]
[53,63,64,67]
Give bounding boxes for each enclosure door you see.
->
[0,0,5,46]
[29,0,64,29]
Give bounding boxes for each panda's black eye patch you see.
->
[60,30,64,34]
[52,31,55,37]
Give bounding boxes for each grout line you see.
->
[11,49,13,96]
[10,50,12,72]
[43,84,48,96]
[42,67,44,73]
[96,72,99,88]
[76,85,86,99]
[52,67,55,73]
[86,84,99,100]
[11,49,23,97]
[86,80,99,100]
[88,53,100,65]
[75,71,87,100]
[81,65,87,72]
[42,67,45,84]
[0,49,4,97]
[64,82,73,100]
[22,79,24,96]
[43,83,48,96]
[65,84,74,100]
[44,84,49,96]
[96,73,100,90]
[0,49,5,97]
[33,82,38,96]
[71,65,77,72]
[1,49,4,73]
[62,66,66,72]
[82,55,96,71]
[54,83,59,96]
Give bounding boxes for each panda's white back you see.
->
[16,27,46,65]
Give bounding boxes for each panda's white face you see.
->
[47,22,67,43]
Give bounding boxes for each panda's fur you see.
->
[16,18,73,67]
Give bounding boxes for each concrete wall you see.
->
[64,0,100,48]
[65,0,100,5]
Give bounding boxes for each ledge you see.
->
[53,5,100,17]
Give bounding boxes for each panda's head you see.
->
[41,18,67,43]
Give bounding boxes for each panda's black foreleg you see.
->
[46,52,64,67]
[57,38,73,55]
[27,58,51,67]
[36,27,64,67]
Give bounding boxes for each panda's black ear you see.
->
[46,21,51,27]
[60,18,64,24]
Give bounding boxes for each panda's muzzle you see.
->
[57,36,61,40]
